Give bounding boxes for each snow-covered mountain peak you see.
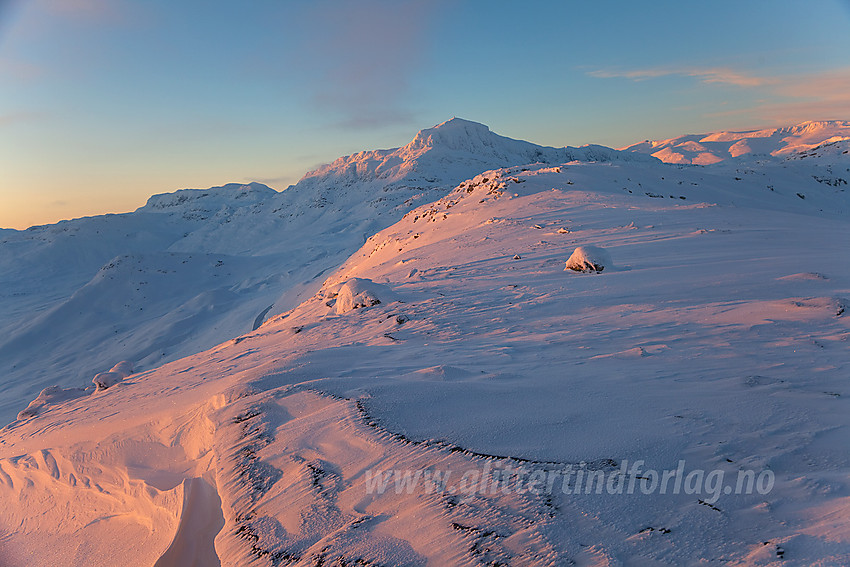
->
[623,119,850,165]
[140,181,276,212]
[698,120,850,145]
[297,117,552,188]
[780,119,850,138]
[404,117,502,152]
[298,118,656,195]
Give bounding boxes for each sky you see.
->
[1,0,849,229]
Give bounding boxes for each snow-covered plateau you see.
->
[0,119,848,565]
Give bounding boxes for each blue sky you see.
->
[1,0,849,229]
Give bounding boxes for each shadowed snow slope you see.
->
[1,140,848,564]
[622,120,850,164]
[0,119,648,425]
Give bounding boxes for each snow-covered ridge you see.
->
[2,118,850,565]
[298,117,658,189]
[141,182,276,211]
[1,118,847,432]
[623,119,850,165]
[2,118,847,431]
[0,119,652,426]
[4,149,849,565]
[785,138,850,163]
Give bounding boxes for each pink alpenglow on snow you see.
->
[621,120,850,164]
[0,118,849,566]
[565,245,613,273]
[16,385,89,420]
[92,361,134,390]
[333,278,397,314]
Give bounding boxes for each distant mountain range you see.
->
[621,120,850,164]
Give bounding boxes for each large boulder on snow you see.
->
[334,278,397,314]
[565,245,612,273]
[92,361,135,390]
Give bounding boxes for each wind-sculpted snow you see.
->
[16,385,89,420]
[1,119,849,565]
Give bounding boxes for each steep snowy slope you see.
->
[1,150,848,565]
[0,119,651,425]
[0,183,282,425]
[622,120,850,164]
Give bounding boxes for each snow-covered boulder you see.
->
[17,385,88,420]
[565,245,612,273]
[92,361,134,390]
[334,278,397,314]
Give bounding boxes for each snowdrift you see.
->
[16,385,89,420]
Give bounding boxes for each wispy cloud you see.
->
[589,64,850,123]
[708,67,850,123]
[588,66,774,88]
[289,0,444,130]
[1,0,138,85]
[777,67,850,104]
